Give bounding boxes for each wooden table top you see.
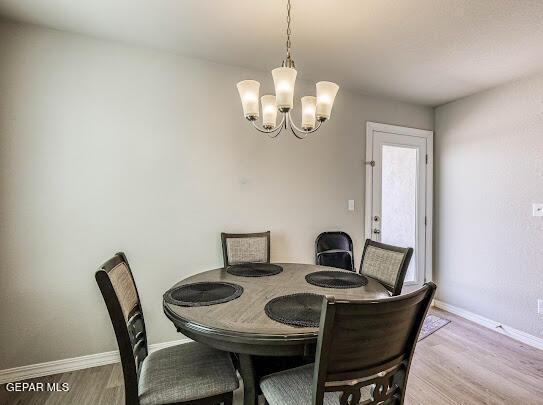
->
[164,263,390,340]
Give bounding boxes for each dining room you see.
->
[1,1,543,404]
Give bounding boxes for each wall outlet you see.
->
[538,299,543,315]
[348,200,355,211]
[533,204,543,217]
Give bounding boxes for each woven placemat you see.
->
[226,263,283,277]
[164,282,243,307]
[265,293,324,328]
[305,270,368,289]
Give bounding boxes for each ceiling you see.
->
[1,0,543,106]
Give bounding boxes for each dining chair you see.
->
[260,282,436,405]
[95,252,238,405]
[221,231,270,267]
[359,239,414,296]
[315,232,355,271]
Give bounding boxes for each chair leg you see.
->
[222,392,233,405]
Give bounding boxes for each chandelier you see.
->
[236,0,339,139]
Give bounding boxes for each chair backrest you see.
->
[312,282,436,405]
[95,252,147,405]
[221,231,270,267]
[359,239,413,296]
[315,232,354,271]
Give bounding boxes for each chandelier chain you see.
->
[286,0,292,58]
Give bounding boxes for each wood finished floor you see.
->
[1,308,542,405]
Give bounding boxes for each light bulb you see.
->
[236,80,260,120]
[272,67,297,112]
[316,81,339,121]
[301,96,317,130]
[261,95,278,129]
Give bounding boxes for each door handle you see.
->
[373,229,381,234]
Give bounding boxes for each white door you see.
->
[365,122,433,293]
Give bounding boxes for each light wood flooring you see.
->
[1,308,542,405]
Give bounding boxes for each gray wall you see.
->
[435,73,543,339]
[0,20,433,369]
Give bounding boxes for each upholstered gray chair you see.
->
[260,283,436,405]
[359,239,414,296]
[96,252,238,405]
[221,231,270,267]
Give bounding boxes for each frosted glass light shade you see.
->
[316,81,339,121]
[272,67,297,111]
[301,96,317,130]
[261,95,278,129]
[237,80,260,119]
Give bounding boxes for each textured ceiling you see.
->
[1,0,543,106]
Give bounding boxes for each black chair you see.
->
[221,231,271,267]
[95,252,238,405]
[359,239,414,296]
[260,282,436,405]
[315,232,354,271]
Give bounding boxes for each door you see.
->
[365,122,433,293]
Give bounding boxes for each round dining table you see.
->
[163,263,390,405]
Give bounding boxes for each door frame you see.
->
[364,122,434,283]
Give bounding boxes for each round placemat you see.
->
[164,282,243,307]
[265,293,324,328]
[226,263,283,277]
[305,271,368,289]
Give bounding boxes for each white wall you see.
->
[0,20,433,369]
[435,73,543,339]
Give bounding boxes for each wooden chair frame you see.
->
[221,231,271,268]
[96,252,233,405]
[312,282,436,405]
[359,239,414,296]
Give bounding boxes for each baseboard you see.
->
[0,338,191,385]
[433,300,543,351]
[4,303,541,384]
